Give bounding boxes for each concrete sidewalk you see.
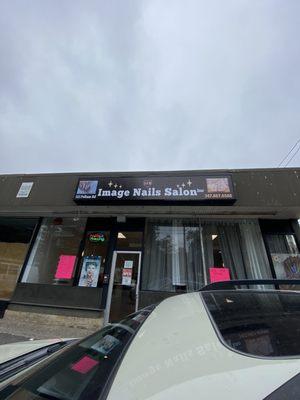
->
[0,309,103,344]
[0,333,28,345]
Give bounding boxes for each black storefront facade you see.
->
[0,168,300,325]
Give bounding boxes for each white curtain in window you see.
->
[200,220,271,281]
[142,219,203,292]
[171,220,185,286]
[142,218,272,292]
[217,222,247,279]
[239,220,272,279]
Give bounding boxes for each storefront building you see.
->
[0,168,300,325]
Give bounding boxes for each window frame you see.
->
[18,218,42,284]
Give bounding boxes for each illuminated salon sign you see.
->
[74,175,236,204]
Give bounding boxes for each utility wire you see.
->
[277,138,300,167]
[284,141,300,167]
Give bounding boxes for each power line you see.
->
[278,138,300,167]
[284,142,300,167]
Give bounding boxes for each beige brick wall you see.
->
[0,242,28,299]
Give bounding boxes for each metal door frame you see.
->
[104,250,142,325]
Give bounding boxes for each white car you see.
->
[0,279,300,399]
[0,338,75,388]
[0,339,68,364]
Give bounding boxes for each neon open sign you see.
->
[88,232,106,243]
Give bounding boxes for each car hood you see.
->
[0,339,65,364]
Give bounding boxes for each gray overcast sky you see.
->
[0,0,300,174]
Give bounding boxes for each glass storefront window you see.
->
[22,218,86,285]
[142,218,272,293]
[266,233,299,254]
[266,233,300,283]
[142,219,203,292]
[0,218,37,299]
[202,220,272,282]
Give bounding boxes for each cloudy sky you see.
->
[0,0,299,174]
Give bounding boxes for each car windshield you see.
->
[0,340,75,384]
[201,290,300,357]
[0,307,154,400]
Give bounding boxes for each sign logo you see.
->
[206,178,230,193]
[77,180,98,195]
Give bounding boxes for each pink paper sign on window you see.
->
[209,267,230,283]
[71,355,99,374]
[55,255,76,279]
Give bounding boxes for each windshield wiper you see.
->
[0,341,74,383]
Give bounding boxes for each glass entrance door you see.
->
[105,251,141,323]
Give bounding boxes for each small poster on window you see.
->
[91,334,121,355]
[78,256,101,287]
[124,260,133,269]
[122,268,132,286]
[271,253,300,279]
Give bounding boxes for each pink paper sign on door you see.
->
[209,267,230,283]
[55,255,76,279]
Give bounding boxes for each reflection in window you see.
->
[22,218,86,285]
[202,290,300,357]
[4,307,154,400]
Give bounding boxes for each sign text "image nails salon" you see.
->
[74,175,236,204]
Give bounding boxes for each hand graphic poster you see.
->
[271,253,300,279]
